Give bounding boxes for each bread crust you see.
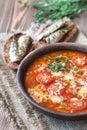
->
[60,24,78,42]
[33,23,78,49]
[3,33,33,69]
[3,22,78,70]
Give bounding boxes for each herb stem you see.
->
[31,0,87,22]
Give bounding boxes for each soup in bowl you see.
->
[17,43,87,120]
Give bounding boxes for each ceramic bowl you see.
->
[17,43,87,120]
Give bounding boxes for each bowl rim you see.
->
[17,42,87,120]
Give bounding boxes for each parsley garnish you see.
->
[47,55,71,72]
[73,66,79,71]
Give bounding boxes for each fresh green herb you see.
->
[73,66,79,71]
[65,57,72,63]
[31,0,87,22]
[56,55,72,63]
[47,55,71,72]
[56,55,62,63]
[48,62,67,72]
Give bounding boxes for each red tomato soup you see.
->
[24,51,87,113]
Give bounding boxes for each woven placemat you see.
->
[0,31,87,130]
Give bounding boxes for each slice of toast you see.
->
[3,33,33,70]
[60,24,78,42]
[33,22,78,49]
[3,21,78,70]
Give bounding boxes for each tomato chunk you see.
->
[62,90,73,99]
[36,70,54,85]
[71,55,87,67]
[81,74,87,81]
[47,82,60,95]
[70,98,87,111]
[46,82,66,96]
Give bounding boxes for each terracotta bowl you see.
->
[17,43,87,120]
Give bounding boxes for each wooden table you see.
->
[0,0,87,37]
[1,1,87,130]
[0,0,42,33]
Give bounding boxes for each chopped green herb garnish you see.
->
[47,55,71,72]
[56,55,72,63]
[73,66,79,71]
[65,57,72,63]
[48,62,67,72]
[56,55,62,63]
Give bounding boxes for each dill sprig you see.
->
[31,0,87,22]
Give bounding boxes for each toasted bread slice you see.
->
[3,33,33,70]
[3,21,78,69]
[60,24,78,42]
[33,22,78,49]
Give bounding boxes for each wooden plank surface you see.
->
[0,1,87,130]
[0,0,87,37]
[0,0,42,32]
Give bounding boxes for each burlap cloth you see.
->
[0,30,87,130]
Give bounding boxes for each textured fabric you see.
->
[0,31,87,130]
